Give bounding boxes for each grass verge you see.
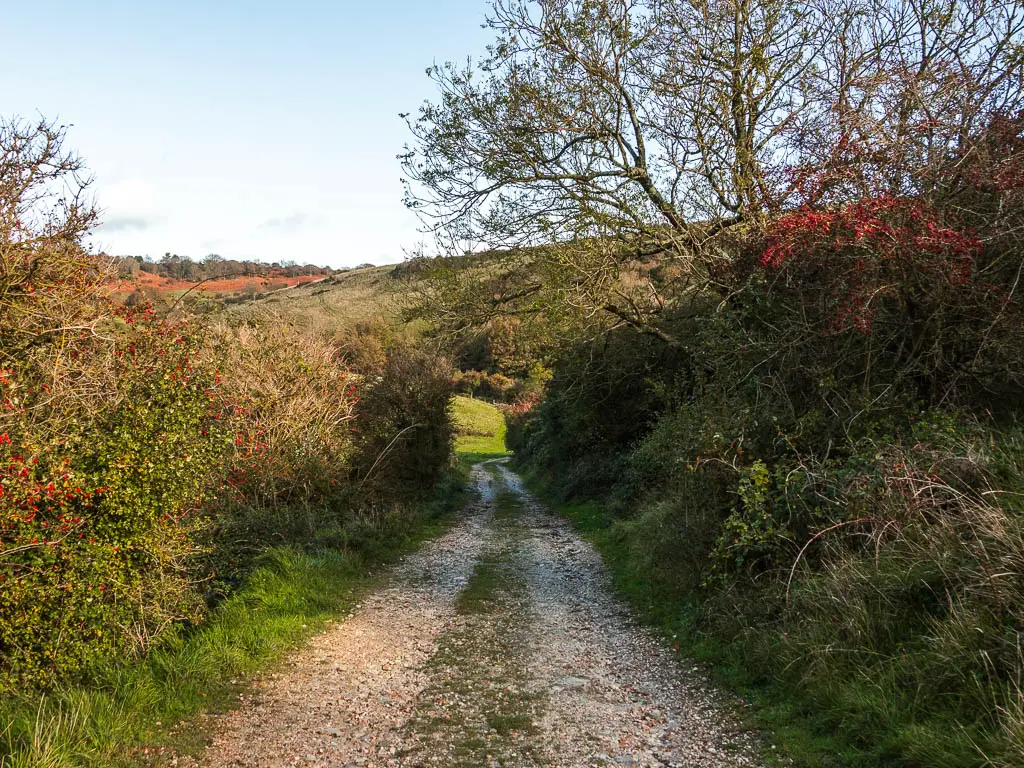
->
[0,477,466,768]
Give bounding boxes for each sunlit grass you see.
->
[452,395,507,462]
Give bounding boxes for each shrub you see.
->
[207,322,358,561]
[349,344,454,503]
[450,369,519,402]
[0,308,230,690]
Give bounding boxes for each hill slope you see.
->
[225,264,407,332]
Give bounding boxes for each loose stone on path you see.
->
[194,460,762,768]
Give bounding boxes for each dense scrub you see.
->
[0,118,455,698]
[394,0,1024,760]
[498,109,1024,765]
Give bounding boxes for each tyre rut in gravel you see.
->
[395,466,544,767]
[197,460,762,767]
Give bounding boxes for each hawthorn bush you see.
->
[513,114,1024,763]
[0,309,232,689]
[349,343,454,504]
[731,119,1024,416]
[0,118,459,694]
[0,118,232,690]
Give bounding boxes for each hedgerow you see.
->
[510,112,1024,764]
[0,308,232,689]
[0,118,456,694]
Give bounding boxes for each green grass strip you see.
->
[0,482,465,768]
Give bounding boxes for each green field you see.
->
[452,395,508,463]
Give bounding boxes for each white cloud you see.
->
[97,215,152,232]
[262,212,309,233]
[97,178,159,225]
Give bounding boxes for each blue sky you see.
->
[1,1,491,267]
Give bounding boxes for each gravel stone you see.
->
[194,460,763,767]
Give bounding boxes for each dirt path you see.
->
[196,461,762,768]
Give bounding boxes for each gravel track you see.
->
[196,461,761,768]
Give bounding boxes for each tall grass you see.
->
[525,424,1024,767]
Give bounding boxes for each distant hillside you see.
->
[109,269,328,301]
[110,253,335,283]
[223,263,409,333]
[106,253,337,304]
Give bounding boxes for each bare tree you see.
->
[402,0,1024,342]
[0,116,104,362]
[401,0,824,338]
[402,1,829,247]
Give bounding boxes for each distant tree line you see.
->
[109,252,336,283]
